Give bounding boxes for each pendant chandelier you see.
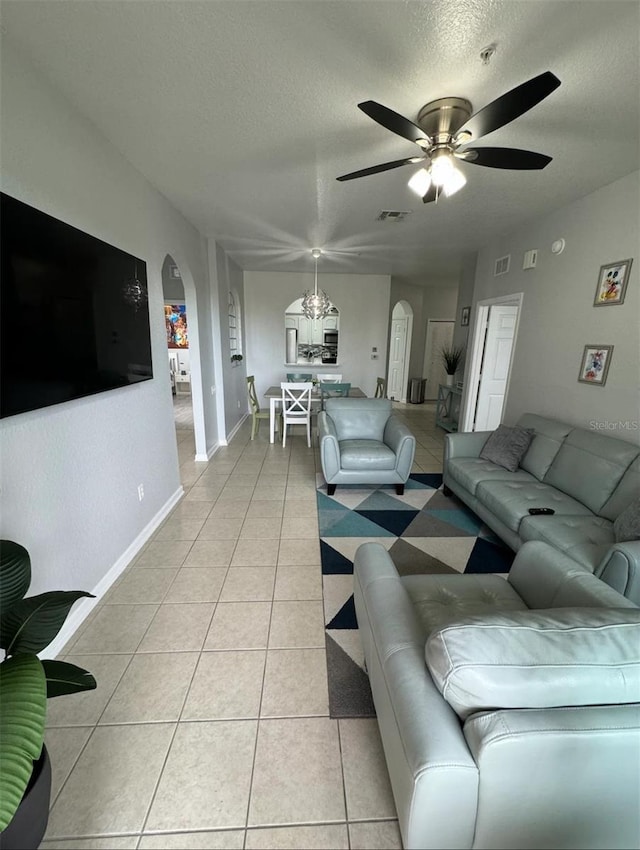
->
[122,260,148,312]
[301,248,331,320]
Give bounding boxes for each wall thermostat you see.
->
[551,238,566,255]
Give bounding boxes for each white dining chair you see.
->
[280,382,313,447]
[316,374,343,383]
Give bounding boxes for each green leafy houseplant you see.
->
[0,540,96,832]
[440,344,465,375]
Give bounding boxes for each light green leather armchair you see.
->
[317,398,416,496]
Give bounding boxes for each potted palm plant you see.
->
[0,540,96,849]
[440,344,465,386]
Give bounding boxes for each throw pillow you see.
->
[614,496,640,543]
[479,424,534,472]
[425,607,640,720]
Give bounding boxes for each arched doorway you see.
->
[162,257,192,431]
[161,253,208,460]
[387,300,413,403]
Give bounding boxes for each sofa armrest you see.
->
[318,411,340,481]
[444,431,492,462]
[384,417,416,478]
[354,543,479,849]
[463,704,640,850]
[508,541,638,610]
[596,541,640,606]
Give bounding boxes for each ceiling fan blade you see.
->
[455,72,560,142]
[358,100,431,145]
[336,157,419,181]
[422,183,438,204]
[458,147,552,170]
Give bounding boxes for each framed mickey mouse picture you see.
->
[593,258,633,306]
[578,344,613,386]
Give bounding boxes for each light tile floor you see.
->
[42,401,444,850]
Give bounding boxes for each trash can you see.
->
[409,377,427,404]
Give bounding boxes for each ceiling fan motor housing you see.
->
[416,97,472,143]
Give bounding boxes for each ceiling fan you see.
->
[337,71,561,203]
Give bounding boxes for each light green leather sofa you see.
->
[318,398,416,496]
[354,540,640,849]
[443,414,640,604]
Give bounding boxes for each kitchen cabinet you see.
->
[284,309,340,347]
[292,316,323,344]
[311,319,323,344]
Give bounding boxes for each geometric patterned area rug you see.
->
[319,473,516,718]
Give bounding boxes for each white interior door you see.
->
[387,318,408,401]
[423,320,454,399]
[474,305,518,430]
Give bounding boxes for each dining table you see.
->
[263,384,366,443]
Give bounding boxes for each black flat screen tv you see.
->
[1,192,154,419]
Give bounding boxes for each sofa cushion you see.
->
[339,439,396,471]
[544,428,640,515]
[600,457,640,521]
[447,457,535,497]
[517,414,573,480]
[519,515,614,571]
[476,480,593,533]
[614,496,640,543]
[425,608,640,720]
[325,397,390,442]
[403,573,527,636]
[479,424,534,472]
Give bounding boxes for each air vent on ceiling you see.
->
[376,210,412,222]
[494,255,511,276]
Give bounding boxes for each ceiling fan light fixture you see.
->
[408,168,431,197]
[443,166,467,197]
[430,149,455,186]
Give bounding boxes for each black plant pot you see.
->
[0,746,51,850]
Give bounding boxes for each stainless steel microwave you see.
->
[323,330,338,345]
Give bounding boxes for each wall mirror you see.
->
[284,298,339,365]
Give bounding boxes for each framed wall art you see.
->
[578,344,613,386]
[593,258,633,306]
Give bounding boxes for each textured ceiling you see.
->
[1,0,639,285]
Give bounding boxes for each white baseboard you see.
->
[199,414,247,455]
[42,485,185,660]
[195,442,219,461]
[225,414,248,445]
